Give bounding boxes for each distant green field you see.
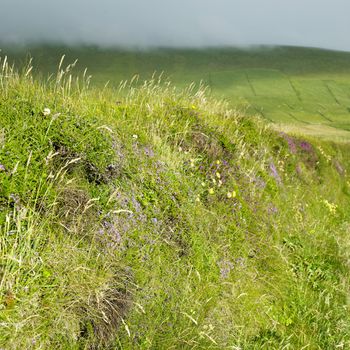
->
[2,44,350,140]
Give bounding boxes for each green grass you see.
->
[0,54,350,349]
[2,44,350,139]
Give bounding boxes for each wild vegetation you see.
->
[0,55,350,349]
[3,45,350,140]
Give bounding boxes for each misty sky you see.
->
[1,0,349,51]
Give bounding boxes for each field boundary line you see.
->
[323,81,341,105]
[287,112,311,124]
[287,78,302,102]
[244,71,257,97]
[317,111,333,122]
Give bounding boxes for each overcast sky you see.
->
[0,0,349,51]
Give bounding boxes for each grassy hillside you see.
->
[1,57,350,349]
[3,44,350,140]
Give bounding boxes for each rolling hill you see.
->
[2,44,350,140]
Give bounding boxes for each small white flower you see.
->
[132,134,138,139]
[43,108,51,116]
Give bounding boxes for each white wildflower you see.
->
[43,108,51,116]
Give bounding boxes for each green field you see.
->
[3,44,350,140]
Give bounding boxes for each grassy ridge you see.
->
[3,44,350,139]
[0,58,350,349]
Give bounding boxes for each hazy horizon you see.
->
[1,0,350,52]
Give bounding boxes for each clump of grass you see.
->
[0,56,350,349]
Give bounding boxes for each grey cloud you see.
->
[0,0,349,50]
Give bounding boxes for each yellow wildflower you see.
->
[323,199,337,214]
[227,191,237,199]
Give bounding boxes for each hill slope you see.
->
[3,44,350,139]
[0,58,350,349]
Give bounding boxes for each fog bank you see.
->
[1,0,349,51]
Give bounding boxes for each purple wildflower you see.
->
[151,218,158,225]
[267,204,278,215]
[253,176,266,189]
[101,219,122,244]
[131,196,142,213]
[269,162,281,184]
[299,141,312,152]
[218,260,234,279]
[144,146,155,158]
[280,132,297,154]
[235,257,246,267]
